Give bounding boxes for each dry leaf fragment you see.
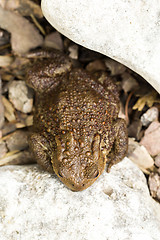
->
[30,14,45,35]
[133,91,159,111]
[2,96,16,122]
[0,150,19,166]
[0,55,13,67]
[0,6,43,54]
[0,150,34,166]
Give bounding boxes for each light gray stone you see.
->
[141,107,159,126]
[0,6,43,54]
[0,157,160,240]
[41,0,160,93]
[8,81,33,113]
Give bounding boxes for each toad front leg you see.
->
[106,119,128,172]
[28,133,53,173]
[26,51,72,94]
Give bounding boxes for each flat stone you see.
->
[128,145,154,173]
[42,0,160,93]
[5,130,29,152]
[0,157,160,240]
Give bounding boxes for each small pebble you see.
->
[155,153,160,168]
[121,72,139,93]
[8,80,33,113]
[149,173,160,201]
[68,44,79,59]
[86,59,106,72]
[141,107,159,126]
[44,31,63,50]
[6,130,29,152]
[104,58,126,76]
[140,121,160,156]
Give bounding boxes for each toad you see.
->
[26,50,128,191]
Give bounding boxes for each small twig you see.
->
[30,14,46,35]
[0,150,20,166]
[0,43,11,50]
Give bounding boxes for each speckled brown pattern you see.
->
[26,51,128,191]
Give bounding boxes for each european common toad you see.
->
[26,50,128,191]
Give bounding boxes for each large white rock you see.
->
[0,158,160,240]
[41,0,160,93]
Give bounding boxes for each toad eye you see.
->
[93,171,99,178]
[58,172,63,178]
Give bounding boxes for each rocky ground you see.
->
[0,1,160,239]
